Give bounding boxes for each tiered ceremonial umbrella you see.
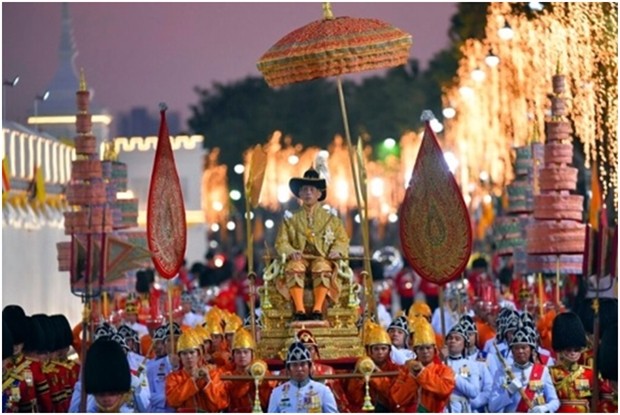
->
[257,2,412,320]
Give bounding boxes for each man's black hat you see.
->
[84,338,131,394]
[289,168,326,201]
[551,311,587,352]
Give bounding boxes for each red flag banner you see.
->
[399,112,472,285]
[147,104,187,279]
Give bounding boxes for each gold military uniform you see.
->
[275,204,349,297]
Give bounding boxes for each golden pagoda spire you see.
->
[79,67,87,91]
[322,2,334,20]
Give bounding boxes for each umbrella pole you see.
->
[336,76,374,318]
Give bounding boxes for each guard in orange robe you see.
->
[297,328,352,412]
[165,330,218,412]
[408,300,444,349]
[206,327,275,412]
[549,312,594,412]
[208,320,232,368]
[392,318,455,413]
[346,323,404,412]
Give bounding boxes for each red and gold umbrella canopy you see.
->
[257,4,412,87]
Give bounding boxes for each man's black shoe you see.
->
[294,312,307,321]
[311,311,323,321]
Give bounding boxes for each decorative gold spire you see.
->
[322,2,334,20]
[555,57,561,75]
[103,140,118,161]
[79,67,87,91]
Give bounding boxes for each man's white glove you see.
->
[506,378,523,395]
[131,374,141,389]
[528,405,546,413]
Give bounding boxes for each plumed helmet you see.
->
[285,341,312,366]
[153,326,167,342]
[598,323,617,381]
[3,320,14,360]
[166,322,182,339]
[176,331,202,354]
[364,324,392,347]
[181,291,193,303]
[551,312,587,352]
[117,324,139,342]
[231,327,256,351]
[447,322,470,348]
[3,305,27,345]
[109,333,130,353]
[388,315,410,336]
[412,318,436,347]
[409,301,432,319]
[224,313,243,334]
[502,312,520,336]
[510,327,536,348]
[521,311,535,326]
[289,168,327,201]
[459,315,477,334]
[94,322,116,340]
[84,338,130,394]
[243,314,263,329]
[522,325,540,345]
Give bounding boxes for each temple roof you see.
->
[37,3,106,116]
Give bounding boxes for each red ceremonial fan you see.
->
[399,111,472,285]
[146,104,187,279]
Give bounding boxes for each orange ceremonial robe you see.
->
[165,369,216,412]
[205,367,275,412]
[393,360,455,413]
[346,358,403,412]
[313,362,352,412]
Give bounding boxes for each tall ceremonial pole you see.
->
[147,104,187,353]
[243,145,267,342]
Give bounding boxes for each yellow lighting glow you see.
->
[27,115,113,125]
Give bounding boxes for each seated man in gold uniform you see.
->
[275,168,349,321]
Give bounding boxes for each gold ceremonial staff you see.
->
[243,145,268,343]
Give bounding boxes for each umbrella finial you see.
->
[322,2,334,20]
[420,110,436,122]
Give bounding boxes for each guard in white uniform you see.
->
[81,338,143,413]
[488,327,559,413]
[146,324,180,412]
[180,291,204,328]
[460,315,492,412]
[444,322,481,412]
[267,341,338,413]
[387,315,415,365]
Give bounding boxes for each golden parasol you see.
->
[257,2,412,322]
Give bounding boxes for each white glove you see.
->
[131,374,141,389]
[506,378,523,395]
[528,405,546,413]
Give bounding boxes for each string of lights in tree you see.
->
[442,2,617,210]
